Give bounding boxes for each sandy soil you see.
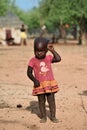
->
[0,40,87,130]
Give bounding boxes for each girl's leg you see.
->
[38,94,47,123]
[20,38,23,45]
[46,93,58,123]
[24,39,27,45]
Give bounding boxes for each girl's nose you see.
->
[38,52,42,54]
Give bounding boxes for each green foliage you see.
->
[11,1,41,31]
[0,0,11,16]
[8,0,87,34]
[39,0,72,30]
[26,10,40,31]
[8,0,87,44]
[39,0,87,32]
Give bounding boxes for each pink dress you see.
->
[28,55,59,96]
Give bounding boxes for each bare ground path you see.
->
[0,40,87,130]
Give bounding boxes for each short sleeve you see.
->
[28,58,34,68]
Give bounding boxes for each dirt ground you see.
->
[0,40,87,130]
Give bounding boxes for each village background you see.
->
[0,0,87,130]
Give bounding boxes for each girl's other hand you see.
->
[34,80,40,88]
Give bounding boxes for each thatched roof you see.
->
[0,10,25,28]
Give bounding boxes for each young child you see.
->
[20,24,27,45]
[27,37,61,123]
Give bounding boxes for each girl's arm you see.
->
[47,44,61,63]
[27,66,40,87]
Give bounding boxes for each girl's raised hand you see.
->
[47,43,54,51]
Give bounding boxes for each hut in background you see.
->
[0,10,27,45]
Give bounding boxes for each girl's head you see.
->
[22,24,24,27]
[34,37,49,59]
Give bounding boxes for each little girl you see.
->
[20,24,27,45]
[27,37,61,123]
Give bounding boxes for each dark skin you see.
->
[27,43,61,88]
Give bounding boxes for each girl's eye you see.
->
[38,50,44,52]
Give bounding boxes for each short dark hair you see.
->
[34,37,49,51]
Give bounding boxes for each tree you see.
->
[69,0,87,45]
[39,0,71,27]
[26,9,40,32]
[0,0,11,16]
[11,1,41,32]
[39,0,87,45]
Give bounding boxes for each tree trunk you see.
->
[81,32,87,45]
[79,20,87,45]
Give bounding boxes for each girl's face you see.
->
[35,42,48,59]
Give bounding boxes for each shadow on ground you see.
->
[25,101,50,119]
